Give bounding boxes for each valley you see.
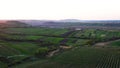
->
[0,20,120,68]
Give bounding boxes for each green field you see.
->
[71,29,120,41]
[0,27,120,68]
[5,28,69,36]
[108,40,120,47]
[13,47,120,68]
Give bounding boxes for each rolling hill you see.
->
[0,21,30,28]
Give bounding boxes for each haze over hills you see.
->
[20,20,55,26]
[0,20,7,23]
[19,19,120,28]
[58,19,82,22]
[0,21,30,28]
[21,19,120,23]
[1,19,120,29]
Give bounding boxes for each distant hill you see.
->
[58,19,81,22]
[1,20,120,29]
[0,20,30,28]
[20,19,83,26]
[20,20,55,26]
[19,20,120,29]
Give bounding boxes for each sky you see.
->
[0,0,120,20]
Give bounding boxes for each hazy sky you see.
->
[0,0,120,20]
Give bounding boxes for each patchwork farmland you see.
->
[0,27,120,68]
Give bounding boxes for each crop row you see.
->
[96,53,120,68]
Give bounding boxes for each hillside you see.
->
[0,21,30,28]
[13,47,120,68]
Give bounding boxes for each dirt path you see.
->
[94,39,120,47]
[47,39,120,57]
[47,46,72,58]
[46,49,60,58]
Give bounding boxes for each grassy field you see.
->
[0,41,40,55]
[1,27,120,68]
[6,42,40,55]
[109,40,120,47]
[13,47,120,68]
[72,29,120,41]
[5,28,69,36]
[0,41,21,56]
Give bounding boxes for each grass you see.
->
[109,40,120,46]
[13,47,120,68]
[7,35,43,40]
[0,41,40,56]
[1,28,120,68]
[6,42,40,55]
[5,28,69,36]
[75,39,90,46]
[73,29,120,41]
[7,35,64,45]
[42,37,64,44]
[0,41,21,56]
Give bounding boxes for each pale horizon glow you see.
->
[0,0,120,20]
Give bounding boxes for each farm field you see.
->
[108,40,120,47]
[4,28,69,36]
[0,27,120,68]
[0,42,20,56]
[13,47,120,68]
[71,29,120,41]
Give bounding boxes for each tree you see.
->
[85,40,95,46]
[35,47,49,58]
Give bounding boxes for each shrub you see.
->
[35,47,49,58]
[85,40,95,46]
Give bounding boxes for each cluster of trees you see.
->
[35,47,49,58]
